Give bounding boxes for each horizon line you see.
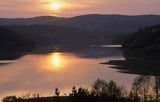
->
[0,13,160,19]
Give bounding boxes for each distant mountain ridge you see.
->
[1,14,160,34]
[0,16,65,25]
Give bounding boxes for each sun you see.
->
[51,3,61,10]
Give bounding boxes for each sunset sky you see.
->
[0,0,160,18]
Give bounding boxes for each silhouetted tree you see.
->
[120,86,129,98]
[3,78,158,102]
[130,77,142,101]
[77,87,89,96]
[108,80,122,97]
[70,86,77,96]
[154,76,160,102]
[54,88,60,96]
[139,76,151,102]
[130,76,151,102]
[91,78,108,96]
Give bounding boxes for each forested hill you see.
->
[1,14,160,34]
[122,25,160,61]
[5,25,106,46]
[0,27,35,60]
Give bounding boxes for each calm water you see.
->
[0,47,137,99]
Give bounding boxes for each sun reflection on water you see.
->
[40,52,77,71]
[45,52,66,71]
[52,53,60,66]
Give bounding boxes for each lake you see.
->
[0,46,137,100]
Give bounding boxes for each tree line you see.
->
[2,76,160,102]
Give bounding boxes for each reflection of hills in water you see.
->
[102,25,160,76]
[102,59,160,76]
[32,41,122,58]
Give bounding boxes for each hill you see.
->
[1,14,160,35]
[4,25,107,53]
[122,24,160,61]
[0,16,65,25]
[0,27,35,60]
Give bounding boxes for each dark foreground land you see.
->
[3,96,136,102]
[2,77,160,102]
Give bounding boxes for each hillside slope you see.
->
[1,14,160,35]
[122,25,160,61]
[6,25,106,45]
[0,27,35,60]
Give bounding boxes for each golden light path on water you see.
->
[51,53,61,67]
[0,52,137,100]
[46,53,69,71]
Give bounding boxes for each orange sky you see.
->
[0,0,160,18]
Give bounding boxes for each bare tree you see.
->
[108,80,122,97]
[130,76,151,102]
[91,79,108,96]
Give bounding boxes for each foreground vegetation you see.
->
[2,76,160,102]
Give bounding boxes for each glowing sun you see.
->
[51,3,61,10]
